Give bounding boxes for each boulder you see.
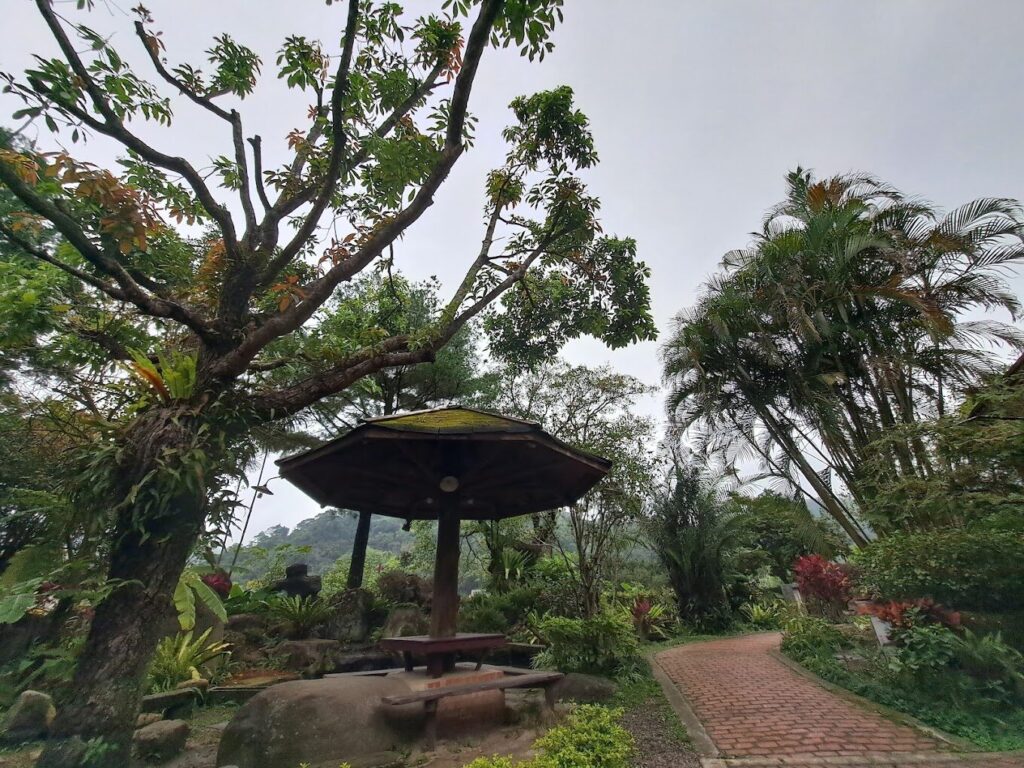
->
[322,588,373,644]
[216,676,423,768]
[274,639,344,677]
[380,606,428,639]
[548,672,617,703]
[136,713,163,729]
[176,677,209,692]
[140,687,200,717]
[1,690,56,743]
[133,719,189,763]
[226,613,268,634]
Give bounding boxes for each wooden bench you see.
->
[381,670,564,747]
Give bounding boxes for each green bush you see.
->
[532,556,582,618]
[146,629,231,693]
[854,529,1024,611]
[533,705,633,768]
[463,705,633,768]
[265,595,333,639]
[780,615,844,663]
[460,585,542,634]
[889,624,959,676]
[532,612,642,679]
[953,630,1024,703]
[740,600,787,630]
[460,598,509,634]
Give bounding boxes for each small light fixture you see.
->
[439,475,460,493]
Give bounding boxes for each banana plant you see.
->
[173,569,227,632]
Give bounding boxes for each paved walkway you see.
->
[655,632,1024,768]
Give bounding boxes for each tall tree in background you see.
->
[491,361,659,616]
[663,169,1024,545]
[646,454,745,621]
[302,274,484,588]
[0,2,655,762]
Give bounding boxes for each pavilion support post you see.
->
[430,498,461,638]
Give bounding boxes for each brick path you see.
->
[655,632,1024,768]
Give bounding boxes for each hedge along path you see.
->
[654,633,1024,767]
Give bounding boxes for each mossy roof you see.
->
[364,406,537,434]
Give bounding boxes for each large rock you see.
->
[133,719,189,762]
[216,676,423,768]
[274,639,344,677]
[322,588,373,644]
[380,606,427,639]
[226,613,268,634]
[548,672,617,703]
[1,690,55,743]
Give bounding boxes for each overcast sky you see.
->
[6,1,1024,538]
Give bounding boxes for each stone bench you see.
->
[380,669,563,747]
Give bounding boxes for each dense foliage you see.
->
[664,169,1024,543]
[853,530,1024,611]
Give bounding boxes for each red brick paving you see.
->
[655,633,1024,768]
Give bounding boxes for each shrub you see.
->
[740,600,787,630]
[146,628,231,693]
[532,612,642,679]
[461,705,633,768]
[533,704,633,768]
[201,571,232,598]
[953,630,1024,703]
[857,599,960,630]
[889,624,959,675]
[222,584,274,616]
[459,597,509,634]
[532,556,582,618]
[628,596,672,640]
[265,595,333,639]
[780,614,844,663]
[853,529,1024,611]
[793,555,851,618]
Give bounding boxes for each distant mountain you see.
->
[232,511,413,579]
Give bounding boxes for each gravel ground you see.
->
[617,676,702,768]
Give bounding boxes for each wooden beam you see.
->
[430,496,461,638]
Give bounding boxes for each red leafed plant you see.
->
[794,554,852,604]
[857,598,960,630]
[201,572,232,599]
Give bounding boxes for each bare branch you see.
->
[132,21,233,121]
[247,135,273,211]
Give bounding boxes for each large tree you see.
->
[303,273,485,588]
[663,169,1024,545]
[489,361,659,616]
[0,2,655,763]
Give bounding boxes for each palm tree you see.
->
[646,456,746,620]
[663,169,1024,541]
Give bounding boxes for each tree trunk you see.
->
[346,510,373,589]
[38,409,210,768]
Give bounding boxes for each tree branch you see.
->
[214,0,505,379]
[247,136,273,211]
[0,221,127,301]
[132,21,232,121]
[0,160,224,345]
[35,0,241,259]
